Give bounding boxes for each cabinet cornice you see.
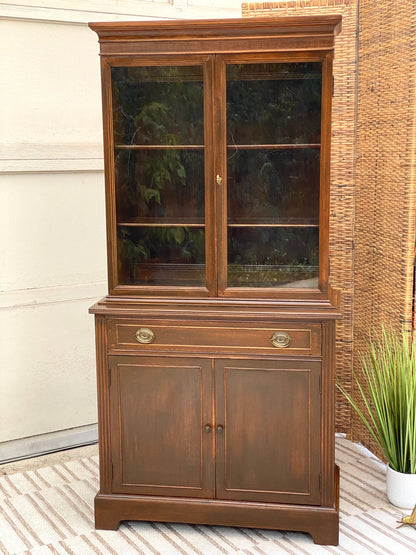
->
[90,16,342,56]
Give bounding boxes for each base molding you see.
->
[95,467,339,546]
[0,424,98,464]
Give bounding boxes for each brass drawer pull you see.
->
[135,328,155,344]
[271,331,291,348]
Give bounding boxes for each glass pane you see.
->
[227,148,319,224]
[226,63,322,145]
[117,226,205,287]
[227,227,319,288]
[115,149,205,222]
[112,66,204,145]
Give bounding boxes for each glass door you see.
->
[111,63,208,291]
[220,60,323,294]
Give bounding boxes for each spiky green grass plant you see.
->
[337,327,416,474]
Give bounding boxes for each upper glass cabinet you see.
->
[101,46,333,298]
[89,17,342,300]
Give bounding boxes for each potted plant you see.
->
[337,326,416,509]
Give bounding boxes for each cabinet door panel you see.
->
[215,358,321,504]
[109,356,214,498]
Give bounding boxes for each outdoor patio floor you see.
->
[0,437,415,554]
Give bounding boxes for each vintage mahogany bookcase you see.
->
[89,16,342,545]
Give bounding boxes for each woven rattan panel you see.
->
[353,0,416,453]
[242,1,358,436]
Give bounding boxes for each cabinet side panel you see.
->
[318,52,334,295]
[95,315,112,493]
[101,59,117,293]
[321,320,336,506]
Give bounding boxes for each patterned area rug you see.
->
[0,438,415,554]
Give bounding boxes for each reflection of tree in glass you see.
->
[111,66,204,145]
[228,227,318,266]
[227,227,319,287]
[112,66,205,221]
[112,66,206,286]
[115,150,204,220]
[117,227,205,285]
[226,63,321,145]
[227,149,320,223]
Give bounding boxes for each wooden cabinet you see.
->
[89,16,341,545]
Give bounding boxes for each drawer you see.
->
[108,320,321,356]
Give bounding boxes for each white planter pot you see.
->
[386,465,416,509]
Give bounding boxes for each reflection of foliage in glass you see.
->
[227,227,319,287]
[226,62,322,145]
[228,227,318,266]
[115,150,205,220]
[227,149,320,222]
[117,226,205,285]
[112,66,205,221]
[111,66,204,145]
[228,264,318,288]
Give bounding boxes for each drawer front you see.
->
[108,320,321,355]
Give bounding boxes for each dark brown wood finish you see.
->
[99,59,118,294]
[90,17,342,57]
[109,356,214,498]
[215,358,321,504]
[214,53,227,296]
[90,16,341,546]
[204,55,217,296]
[318,52,334,295]
[94,315,112,494]
[107,319,321,356]
[94,492,339,545]
[321,320,337,506]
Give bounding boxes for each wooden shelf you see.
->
[228,223,319,228]
[226,144,320,150]
[227,219,319,227]
[117,218,205,227]
[114,144,319,150]
[118,220,318,228]
[115,145,204,150]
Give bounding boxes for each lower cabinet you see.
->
[93,315,338,545]
[108,355,321,506]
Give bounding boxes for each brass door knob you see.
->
[270,331,291,348]
[135,328,155,344]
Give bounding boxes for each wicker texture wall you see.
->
[242,1,358,435]
[353,0,416,453]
